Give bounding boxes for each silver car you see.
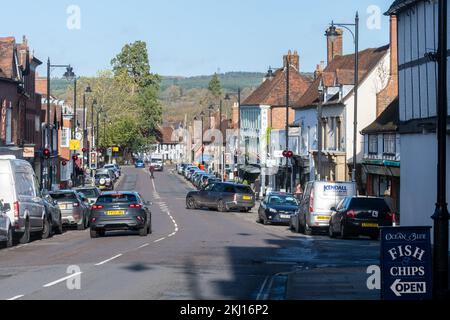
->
[73,187,101,206]
[49,191,90,230]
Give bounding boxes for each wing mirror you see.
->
[331,207,337,212]
[1,203,11,213]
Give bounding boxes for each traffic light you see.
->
[282,150,294,158]
[90,151,98,170]
[43,148,51,159]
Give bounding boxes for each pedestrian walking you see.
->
[294,183,303,200]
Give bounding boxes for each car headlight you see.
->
[269,208,278,214]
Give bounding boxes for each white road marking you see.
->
[138,243,150,249]
[256,276,270,300]
[154,237,166,243]
[43,272,83,288]
[7,295,24,301]
[95,254,123,266]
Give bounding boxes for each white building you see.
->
[293,24,396,188]
[386,0,450,241]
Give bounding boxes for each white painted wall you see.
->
[294,108,317,156]
[401,134,450,246]
[344,51,391,164]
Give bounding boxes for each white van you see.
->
[291,181,357,234]
[0,156,47,244]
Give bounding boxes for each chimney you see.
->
[284,50,300,71]
[375,15,399,117]
[326,28,343,65]
[314,61,325,79]
[389,15,398,77]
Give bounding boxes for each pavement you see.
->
[0,166,382,300]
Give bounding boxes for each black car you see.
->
[186,183,255,212]
[258,192,300,225]
[90,192,152,238]
[328,197,395,240]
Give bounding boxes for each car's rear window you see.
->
[97,194,138,203]
[76,189,99,198]
[349,198,390,211]
[234,186,253,194]
[50,193,77,202]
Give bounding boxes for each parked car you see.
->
[49,190,90,230]
[135,159,145,168]
[185,167,198,180]
[42,193,63,236]
[186,182,255,212]
[191,171,205,184]
[329,197,395,240]
[200,175,219,189]
[291,181,357,234]
[178,163,190,175]
[73,187,101,206]
[90,192,152,238]
[0,156,49,244]
[0,200,12,248]
[104,164,121,179]
[94,169,115,191]
[258,192,300,225]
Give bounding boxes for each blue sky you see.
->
[1,0,394,77]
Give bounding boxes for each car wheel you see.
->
[77,217,86,231]
[217,200,228,213]
[55,219,63,235]
[148,221,152,234]
[186,197,197,210]
[304,221,313,235]
[40,217,51,240]
[1,227,13,249]
[139,226,148,237]
[328,224,336,238]
[370,234,380,241]
[90,229,99,239]
[340,223,349,239]
[18,220,30,244]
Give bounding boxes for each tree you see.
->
[208,73,222,99]
[111,40,160,92]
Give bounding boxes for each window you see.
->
[369,135,378,154]
[61,128,70,148]
[16,173,36,197]
[383,134,396,155]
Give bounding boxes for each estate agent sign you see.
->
[380,227,432,300]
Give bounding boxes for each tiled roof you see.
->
[362,98,399,134]
[385,0,422,15]
[242,66,313,107]
[294,45,389,109]
[0,37,17,80]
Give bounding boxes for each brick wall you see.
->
[270,106,296,130]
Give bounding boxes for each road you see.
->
[0,167,380,300]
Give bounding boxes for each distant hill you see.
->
[160,72,266,91]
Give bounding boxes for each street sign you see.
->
[75,132,83,141]
[273,150,284,158]
[380,226,432,300]
[113,147,120,153]
[70,140,80,151]
[107,148,113,157]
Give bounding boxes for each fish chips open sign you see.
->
[380,226,432,300]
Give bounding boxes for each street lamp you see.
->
[326,12,359,182]
[91,98,97,150]
[45,59,75,190]
[82,86,92,186]
[265,55,295,192]
[194,112,205,166]
[432,0,449,300]
[317,82,324,181]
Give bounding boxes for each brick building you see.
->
[239,50,313,194]
[0,36,43,180]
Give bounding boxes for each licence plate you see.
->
[59,204,67,210]
[280,214,291,219]
[362,223,379,228]
[107,211,125,216]
[316,216,330,221]
[243,196,252,200]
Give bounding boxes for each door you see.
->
[301,183,313,226]
[207,184,225,206]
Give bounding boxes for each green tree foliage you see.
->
[207,73,222,99]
